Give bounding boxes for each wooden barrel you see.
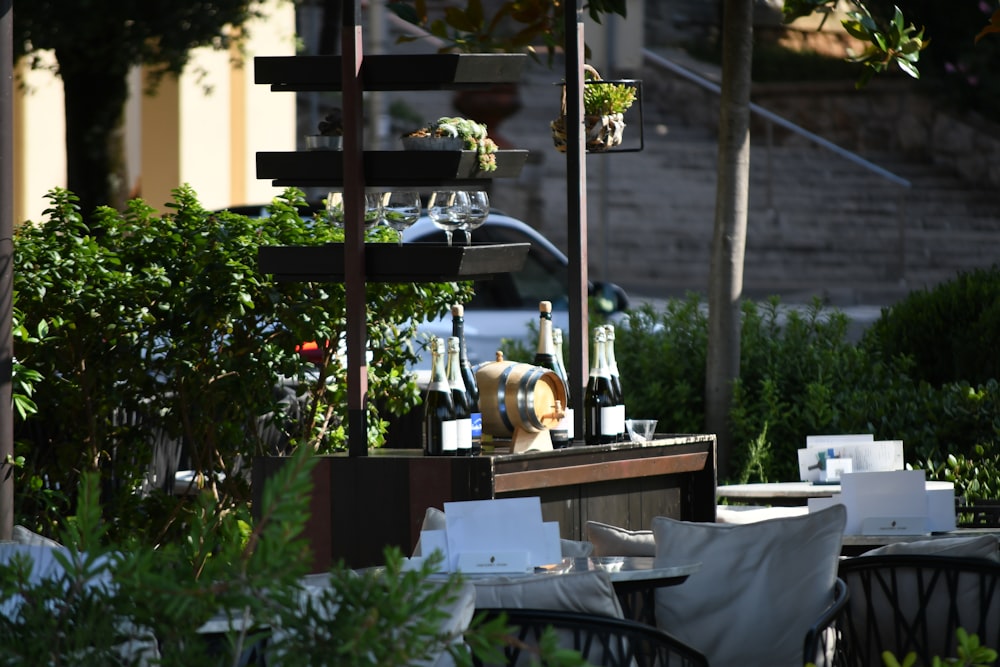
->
[475,352,567,437]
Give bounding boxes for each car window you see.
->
[482,226,568,309]
[408,222,569,310]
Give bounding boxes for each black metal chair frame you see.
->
[472,607,709,667]
[836,554,1000,667]
[803,578,850,667]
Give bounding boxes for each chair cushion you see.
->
[652,504,847,667]
[413,507,447,557]
[472,570,624,618]
[585,521,655,557]
[861,534,999,559]
[12,525,62,547]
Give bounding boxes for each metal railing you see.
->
[643,49,912,282]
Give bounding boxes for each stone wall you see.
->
[750,79,1000,189]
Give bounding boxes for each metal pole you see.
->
[0,0,14,540]
[565,0,588,441]
[342,0,368,456]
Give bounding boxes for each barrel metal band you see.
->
[496,365,515,433]
[518,367,545,431]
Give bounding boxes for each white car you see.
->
[401,212,629,369]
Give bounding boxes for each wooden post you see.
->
[564,0,589,441]
[0,0,14,541]
[342,0,368,457]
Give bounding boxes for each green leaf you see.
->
[896,58,920,79]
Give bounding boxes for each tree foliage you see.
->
[13,0,270,214]
[388,0,627,60]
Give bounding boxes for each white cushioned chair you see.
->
[652,504,848,667]
[837,536,1000,666]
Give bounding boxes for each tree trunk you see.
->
[56,48,130,216]
[706,0,753,481]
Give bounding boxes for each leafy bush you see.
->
[863,265,1000,387]
[615,295,708,435]
[614,293,1000,489]
[12,186,472,540]
[0,446,528,667]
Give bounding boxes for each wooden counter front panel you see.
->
[252,436,716,570]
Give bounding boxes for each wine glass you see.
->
[461,190,490,245]
[381,190,421,245]
[364,192,384,237]
[427,190,470,246]
[326,191,345,230]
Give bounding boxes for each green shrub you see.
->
[12,186,473,541]
[0,446,530,667]
[615,295,708,435]
[614,293,999,487]
[863,265,1000,387]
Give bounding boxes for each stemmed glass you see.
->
[364,192,383,237]
[427,190,470,246]
[461,191,490,245]
[381,190,421,245]
[326,191,345,230]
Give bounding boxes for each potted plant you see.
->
[305,108,343,150]
[551,65,638,153]
[402,116,499,172]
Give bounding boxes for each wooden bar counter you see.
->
[253,434,717,571]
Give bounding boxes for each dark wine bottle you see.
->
[604,324,626,441]
[584,327,616,445]
[423,336,457,456]
[452,304,481,453]
[447,335,473,456]
[552,327,574,445]
[533,301,569,447]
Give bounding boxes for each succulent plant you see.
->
[318,108,343,136]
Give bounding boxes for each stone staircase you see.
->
[488,49,999,307]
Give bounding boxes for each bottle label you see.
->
[456,417,472,452]
[600,406,619,436]
[616,404,627,436]
[557,408,574,440]
[470,412,482,440]
[441,420,458,453]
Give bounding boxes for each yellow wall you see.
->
[14,0,296,222]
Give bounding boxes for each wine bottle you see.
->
[604,324,626,441]
[584,327,616,445]
[533,301,569,447]
[447,336,473,456]
[452,304,481,453]
[423,336,457,456]
[551,326,574,447]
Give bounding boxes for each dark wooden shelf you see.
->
[257,150,528,188]
[255,53,527,92]
[258,242,530,283]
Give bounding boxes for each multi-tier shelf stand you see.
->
[255,10,534,456]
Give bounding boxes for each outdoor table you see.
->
[716,481,840,506]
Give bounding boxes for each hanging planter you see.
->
[550,65,643,153]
